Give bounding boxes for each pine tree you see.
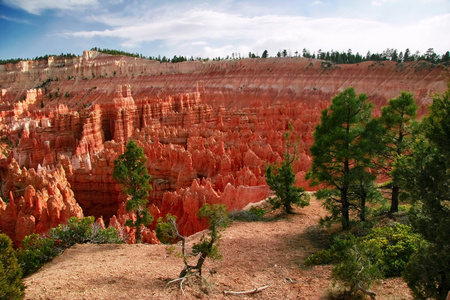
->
[378,92,418,214]
[113,140,153,243]
[395,88,450,299]
[306,87,382,229]
[265,124,310,214]
[0,234,24,300]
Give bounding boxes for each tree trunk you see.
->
[135,226,141,243]
[341,188,350,229]
[342,155,350,229]
[360,195,366,221]
[195,254,206,276]
[179,265,189,278]
[285,202,294,214]
[390,185,399,214]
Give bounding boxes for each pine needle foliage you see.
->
[306,87,383,229]
[394,88,450,299]
[113,140,153,243]
[377,92,418,214]
[266,124,310,214]
[0,234,25,300]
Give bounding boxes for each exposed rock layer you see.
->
[0,52,447,244]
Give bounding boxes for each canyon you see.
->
[0,51,447,245]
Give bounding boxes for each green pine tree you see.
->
[265,124,310,214]
[378,92,418,214]
[0,234,24,300]
[395,88,450,299]
[113,140,153,243]
[306,87,382,229]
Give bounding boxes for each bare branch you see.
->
[356,283,376,300]
[223,285,269,295]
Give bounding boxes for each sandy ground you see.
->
[23,198,413,299]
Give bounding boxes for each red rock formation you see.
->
[0,159,83,246]
[0,53,447,244]
[160,178,270,236]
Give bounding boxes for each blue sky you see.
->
[0,0,449,60]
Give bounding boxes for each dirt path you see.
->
[23,199,412,299]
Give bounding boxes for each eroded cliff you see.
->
[0,51,447,244]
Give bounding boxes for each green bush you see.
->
[306,224,422,278]
[48,216,123,251]
[17,216,123,277]
[332,236,382,298]
[16,234,58,277]
[0,233,25,300]
[364,224,421,277]
[305,234,356,266]
[90,225,123,244]
[305,248,334,266]
[306,233,383,298]
[48,216,95,250]
[229,206,266,222]
[403,242,450,300]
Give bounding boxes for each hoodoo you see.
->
[0,51,447,244]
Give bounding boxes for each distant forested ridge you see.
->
[0,53,77,65]
[1,47,448,65]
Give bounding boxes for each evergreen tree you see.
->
[442,51,450,63]
[392,49,398,62]
[395,88,450,299]
[378,92,418,214]
[262,50,269,58]
[398,51,404,63]
[425,48,437,63]
[404,48,411,62]
[113,140,153,243]
[0,234,24,300]
[265,124,310,214]
[306,87,382,229]
[348,166,382,222]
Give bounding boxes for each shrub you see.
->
[0,233,25,300]
[90,224,123,244]
[157,204,229,278]
[364,224,421,277]
[306,224,422,278]
[229,207,266,222]
[16,234,58,277]
[332,236,382,299]
[305,234,356,266]
[403,242,450,300]
[48,216,123,251]
[17,217,123,277]
[48,216,95,250]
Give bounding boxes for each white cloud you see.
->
[62,4,447,57]
[0,14,31,24]
[2,0,99,15]
[34,0,444,59]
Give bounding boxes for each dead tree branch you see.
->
[223,285,269,295]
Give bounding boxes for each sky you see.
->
[0,0,449,60]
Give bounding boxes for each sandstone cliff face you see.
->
[0,52,447,244]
